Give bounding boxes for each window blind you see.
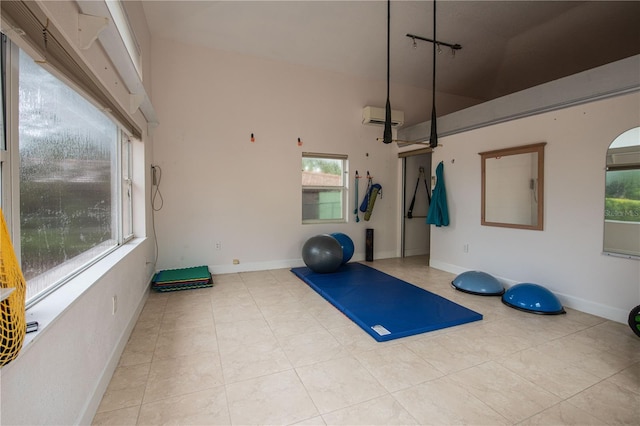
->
[302,152,348,160]
[1,0,142,139]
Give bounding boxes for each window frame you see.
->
[301,152,348,224]
[1,35,134,308]
[105,0,143,80]
[122,136,134,242]
[603,128,640,259]
[605,132,640,225]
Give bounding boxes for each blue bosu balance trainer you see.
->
[502,283,565,315]
[451,271,504,296]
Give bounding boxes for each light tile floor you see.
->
[92,256,640,425]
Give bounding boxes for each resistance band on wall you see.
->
[407,166,431,219]
[354,170,361,222]
[150,165,164,266]
[359,171,382,221]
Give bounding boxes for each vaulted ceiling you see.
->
[141,1,640,118]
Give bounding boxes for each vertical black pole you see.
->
[383,0,392,144]
[366,228,374,261]
[429,0,438,148]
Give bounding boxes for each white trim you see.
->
[77,13,109,50]
[19,239,148,351]
[75,0,157,126]
[208,251,400,275]
[399,55,640,144]
[553,292,631,324]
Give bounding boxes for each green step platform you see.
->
[152,265,212,292]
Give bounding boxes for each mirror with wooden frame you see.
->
[603,127,640,258]
[479,143,546,230]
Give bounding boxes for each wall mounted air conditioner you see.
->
[362,106,404,127]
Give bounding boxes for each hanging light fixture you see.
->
[429,0,438,148]
[382,0,393,144]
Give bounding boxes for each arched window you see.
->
[604,127,640,258]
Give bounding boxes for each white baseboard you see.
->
[429,258,627,324]
[554,292,629,324]
[210,258,305,274]
[208,250,401,275]
[428,259,467,276]
[404,248,430,257]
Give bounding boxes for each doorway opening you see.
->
[400,150,432,259]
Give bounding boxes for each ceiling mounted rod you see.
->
[406,33,462,51]
[382,0,393,144]
[429,0,438,149]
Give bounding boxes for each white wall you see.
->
[150,39,639,323]
[429,92,640,323]
[150,38,463,273]
[0,241,153,425]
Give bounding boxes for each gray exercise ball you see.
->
[302,234,343,273]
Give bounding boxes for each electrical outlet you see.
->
[215,242,222,250]
[112,295,118,315]
[463,243,469,253]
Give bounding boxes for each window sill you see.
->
[603,251,640,260]
[302,220,348,225]
[19,238,149,353]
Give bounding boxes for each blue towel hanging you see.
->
[426,161,449,227]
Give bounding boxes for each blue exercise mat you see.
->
[291,263,482,341]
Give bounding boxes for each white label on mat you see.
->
[372,325,391,336]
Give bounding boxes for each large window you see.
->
[1,38,133,305]
[302,153,347,223]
